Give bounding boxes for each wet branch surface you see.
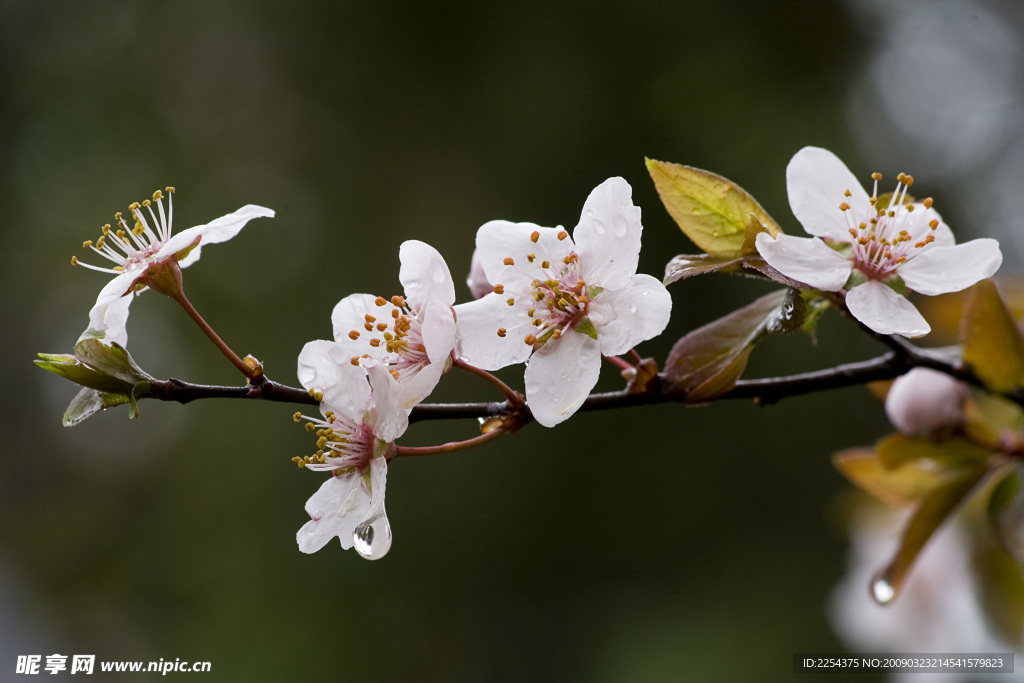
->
[146,339,1022,424]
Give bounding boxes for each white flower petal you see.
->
[899,239,1002,296]
[331,293,396,348]
[366,363,407,443]
[466,248,492,299]
[573,177,642,290]
[476,220,575,288]
[454,295,534,370]
[588,274,672,356]
[787,147,870,240]
[296,339,371,420]
[81,273,136,347]
[846,280,930,338]
[399,240,455,309]
[524,329,601,428]
[161,204,275,268]
[297,472,370,554]
[755,232,852,291]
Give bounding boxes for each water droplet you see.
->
[629,303,638,314]
[613,216,628,237]
[353,512,392,560]
[871,575,895,605]
[592,219,607,235]
[585,209,594,217]
[430,263,446,284]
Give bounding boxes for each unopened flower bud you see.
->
[885,367,965,437]
[466,248,492,299]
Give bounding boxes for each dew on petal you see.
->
[613,215,628,237]
[353,511,392,560]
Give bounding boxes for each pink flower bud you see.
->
[885,367,965,437]
[466,248,492,299]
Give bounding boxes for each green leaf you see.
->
[62,387,132,427]
[646,158,781,258]
[663,289,787,401]
[988,466,1024,563]
[876,434,992,471]
[975,539,1024,648]
[35,353,136,394]
[832,448,949,507]
[663,254,745,286]
[872,464,988,604]
[73,338,154,384]
[960,279,1024,392]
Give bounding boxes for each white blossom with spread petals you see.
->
[294,346,406,560]
[756,147,1002,337]
[73,188,274,347]
[329,240,456,412]
[455,177,672,427]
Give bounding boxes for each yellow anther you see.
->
[869,197,877,205]
[348,330,360,340]
[551,329,562,339]
[142,199,151,207]
[82,240,93,248]
[905,204,914,212]
[530,230,540,243]
[314,391,323,402]
[888,210,895,218]
[524,334,537,345]
[503,257,515,266]
[844,189,852,197]
[375,296,387,307]
[316,437,328,449]
[533,318,543,327]
[153,190,163,201]
[383,332,393,341]
[305,422,316,432]
[838,202,850,211]
[307,387,315,397]
[848,228,858,238]
[904,175,914,187]
[527,253,535,262]
[364,314,376,323]
[391,309,400,319]
[369,338,381,347]
[391,295,406,307]
[493,284,505,295]
[859,222,867,230]
[350,356,360,366]
[116,229,126,240]
[112,266,124,272]
[70,255,79,266]
[923,197,933,209]
[542,260,550,269]
[293,412,302,422]
[364,322,373,331]
[928,219,939,229]
[558,298,569,308]
[871,172,882,181]
[497,328,507,337]
[528,307,536,317]
[166,186,175,193]
[390,369,400,379]
[112,213,121,222]
[557,231,568,240]
[897,172,907,183]
[506,297,515,306]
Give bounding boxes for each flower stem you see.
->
[452,358,523,406]
[395,426,507,457]
[627,349,643,365]
[602,355,633,372]
[170,290,256,381]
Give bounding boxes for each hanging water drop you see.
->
[871,576,895,605]
[353,513,392,560]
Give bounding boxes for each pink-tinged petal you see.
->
[366,363,407,442]
[399,240,455,309]
[898,239,1002,296]
[297,339,371,420]
[846,280,930,338]
[81,273,136,347]
[454,295,534,370]
[787,147,869,240]
[466,248,492,299]
[524,329,601,428]
[573,177,642,290]
[160,204,275,268]
[588,274,672,356]
[297,473,370,553]
[755,232,852,291]
[353,455,392,560]
[885,367,965,437]
[476,220,575,288]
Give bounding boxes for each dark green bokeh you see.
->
[1,2,899,680]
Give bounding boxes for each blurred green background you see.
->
[3,1,1021,681]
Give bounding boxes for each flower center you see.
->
[70,188,176,275]
[292,409,375,472]
[491,230,591,348]
[344,295,429,379]
[838,173,939,281]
